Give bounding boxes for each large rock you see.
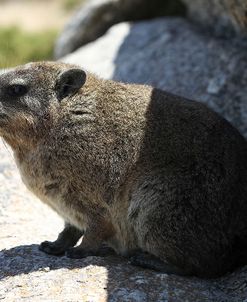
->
[182,0,247,37]
[62,17,247,138]
[55,0,247,58]
[54,0,186,58]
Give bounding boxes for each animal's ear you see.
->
[56,68,86,100]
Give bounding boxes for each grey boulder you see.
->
[54,0,186,58]
[183,0,247,37]
[55,0,247,58]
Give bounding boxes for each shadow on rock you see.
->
[1,244,247,300]
[0,244,123,281]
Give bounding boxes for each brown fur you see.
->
[0,61,247,278]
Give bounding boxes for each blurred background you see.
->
[0,0,82,68]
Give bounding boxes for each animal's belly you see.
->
[107,214,139,255]
[21,172,86,231]
[46,197,87,231]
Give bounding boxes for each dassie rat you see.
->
[0,61,247,278]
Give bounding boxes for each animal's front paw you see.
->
[39,240,66,256]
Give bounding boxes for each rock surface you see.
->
[182,0,247,37]
[54,0,186,58]
[1,139,247,301]
[62,18,247,139]
[55,0,247,58]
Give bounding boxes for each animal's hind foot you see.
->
[129,251,187,276]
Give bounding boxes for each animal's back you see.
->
[126,88,247,277]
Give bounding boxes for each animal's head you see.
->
[0,61,86,148]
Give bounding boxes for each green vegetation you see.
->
[0,27,57,68]
[63,0,83,11]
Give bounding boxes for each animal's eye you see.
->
[7,84,28,97]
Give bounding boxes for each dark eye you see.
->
[7,84,28,97]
